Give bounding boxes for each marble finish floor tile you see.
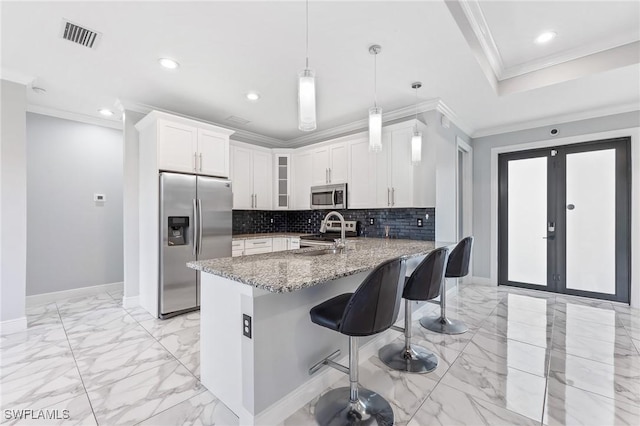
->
[178,349,201,379]
[25,303,61,328]
[411,322,475,352]
[402,336,461,381]
[139,311,200,339]
[56,293,118,316]
[75,337,175,392]
[408,382,539,426]
[66,322,152,354]
[61,306,138,335]
[480,313,552,348]
[124,306,156,323]
[551,331,640,370]
[439,352,547,421]
[138,390,238,426]
[543,376,640,426]
[548,351,640,407]
[463,329,549,377]
[0,323,68,350]
[157,324,200,360]
[87,360,203,426]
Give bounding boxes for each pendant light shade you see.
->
[411,131,422,163]
[298,69,316,131]
[297,0,316,132]
[368,45,382,152]
[411,81,423,164]
[369,106,383,152]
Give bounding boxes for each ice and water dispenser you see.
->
[168,216,189,246]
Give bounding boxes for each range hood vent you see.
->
[61,19,101,49]
[226,115,251,125]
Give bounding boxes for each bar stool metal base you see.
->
[379,342,438,373]
[314,387,394,426]
[420,315,468,335]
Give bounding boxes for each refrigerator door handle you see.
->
[197,199,203,256]
[192,199,198,255]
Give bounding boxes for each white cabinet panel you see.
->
[198,128,229,177]
[292,151,313,210]
[252,151,272,210]
[289,237,300,250]
[311,147,330,185]
[375,133,392,207]
[390,127,414,207]
[158,121,198,173]
[231,146,253,209]
[272,237,287,252]
[348,138,376,208]
[329,143,348,184]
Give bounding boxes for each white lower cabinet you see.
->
[233,236,301,257]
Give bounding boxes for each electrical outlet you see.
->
[417,218,423,227]
[242,314,252,338]
[308,219,311,224]
[369,218,375,225]
[270,218,274,224]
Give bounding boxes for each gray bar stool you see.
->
[308,257,406,426]
[420,237,474,335]
[379,247,449,373]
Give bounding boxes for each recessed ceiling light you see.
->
[535,31,557,44]
[158,57,180,69]
[99,108,114,117]
[246,92,261,101]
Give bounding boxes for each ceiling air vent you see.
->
[226,116,251,125]
[61,19,101,49]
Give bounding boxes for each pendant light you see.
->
[368,44,382,152]
[411,82,422,164]
[298,0,316,131]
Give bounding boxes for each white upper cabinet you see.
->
[291,151,313,210]
[230,143,272,210]
[157,120,198,173]
[197,128,229,177]
[388,126,415,207]
[274,154,291,209]
[311,142,348,185]
[137,111,234,178]
[347,137,376,209]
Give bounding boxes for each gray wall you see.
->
[472,111,640,280]
[26,113,124,295]
[1,80,27,324]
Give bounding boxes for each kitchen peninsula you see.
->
[187,238,451,425]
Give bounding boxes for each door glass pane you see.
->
[566,149,615,293]
[508,157,547,285]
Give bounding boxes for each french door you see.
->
[498,137,630,303]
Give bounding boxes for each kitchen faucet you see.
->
[320,211,346,249]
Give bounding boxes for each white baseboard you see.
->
[26,282,124,307]
[122,295,140,309]
[253,302,435,426]
[471,276,495,286]
[0,316,28,335]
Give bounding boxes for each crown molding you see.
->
[284,98,445,147]
[27,104,123,130]
[0,68,34,85]
[472,102,640,139]
[457,0,504,80]
[117,99,286,148]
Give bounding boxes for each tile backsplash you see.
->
[232,208,435,241]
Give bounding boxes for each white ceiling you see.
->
[1,0,638,144]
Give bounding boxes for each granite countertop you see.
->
[232,232,307,240]
[188,238,450,293]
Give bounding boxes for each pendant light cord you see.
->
[374,53,377,108]
[305,0,309,69]
[414,85,418,131]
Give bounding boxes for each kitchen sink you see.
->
[296,248,344,256]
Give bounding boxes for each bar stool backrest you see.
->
[445,236,474,278]
[403,247,450,301]
[339,257,406,337]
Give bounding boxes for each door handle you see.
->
[329,168,332,183]
[197,199,203,255]
[391,188,395,206]
[255,194,257,208]
[199,153,203,172]
[542,236,555,240]
[326,168,329,184]
[193,153,197,171]
[332,189,336,207]
[192,199,198,255]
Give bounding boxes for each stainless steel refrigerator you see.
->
[159,172,232,318]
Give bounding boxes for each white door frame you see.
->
[489,127,640,307]
[456,137,473,282]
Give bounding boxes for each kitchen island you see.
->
[187,238,450,425]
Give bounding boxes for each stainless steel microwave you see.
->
[310,184,347,210]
